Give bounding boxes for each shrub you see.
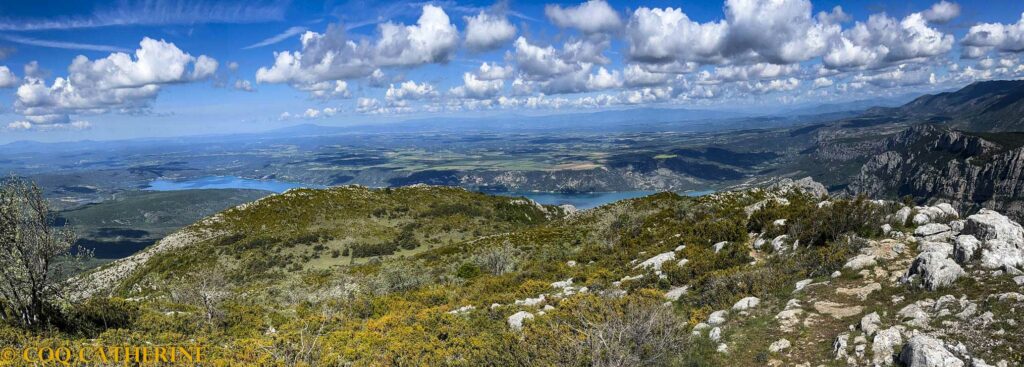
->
[392,225,420,250]
[351,242,399,258]
[62,297,141,337]
[366,263,431,295]
[471,242,519,276]
[524,294,689,367]
[456,263,481,279]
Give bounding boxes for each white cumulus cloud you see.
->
[0,66,19,87]
[962,13,1024,57]
[451,72,504,99]
[545,0,623,34]
[464,11,516,51]
[13,37,217,127]
[923,1,960,24]
[256,5,458,87]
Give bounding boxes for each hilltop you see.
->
[78,185,570,298]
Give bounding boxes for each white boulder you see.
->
[794,279,813,292]
[844,254,878,271]
[896,207,913,224]
[919,241,954,257]
[634,251,676,271]
[860,312,881,336]
[978,239,1024,270]
[964,209,1024,245]
[953,235,980,264]
[871,327,904,366]
[772,235,789,252]
[934,203,959,219]
[732,296,761,311]
[915,223,951,237]
[550,278,573,289]
[913,213,932,225]
[769,338,791,353]
[907,252,964,290]
[507,311,534,330]
[709,327,721,341]
[899,334,964,367]
[664,286,688,301]
[707,310,728,325]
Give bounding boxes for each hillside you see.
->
[59,189,271,258]
[78,185,570,298]
[18,180,1014,366]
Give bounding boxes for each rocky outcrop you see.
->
[962,209,1024,270]
[899,334,964,367]
[906,252,964,290]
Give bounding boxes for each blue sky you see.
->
[1,0,1023,142]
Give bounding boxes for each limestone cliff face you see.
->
[848,125,1024,220]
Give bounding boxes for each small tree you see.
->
[169,266,230,328]
[0,177,90,327]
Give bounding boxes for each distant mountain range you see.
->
[868,79,1024,132]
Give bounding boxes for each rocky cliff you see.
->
[848,125,1024,221]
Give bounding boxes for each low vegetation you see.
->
[4,179,1004,366]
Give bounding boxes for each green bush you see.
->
[456,263,482,279]
[61,297,141,337]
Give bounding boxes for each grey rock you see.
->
[978,239,1024,270]
[872,327,904,366]
[920,241,955,257]
[772,235,789,253]
[860,312,881,336]
[709,327,722,341]
[770,177,828,198]
[907,252,964,290]
[834,333,850,359]
[899,334,964,367]
[707,310,728,325]
[507,311,534,330]
[896,207,913,224]
[965,209,1024,246]
[664,286,688,301]
[769,338,791,353]
[914,213,933,225]
[935,203,959,219]
[916,223,952,237]
[949,220,966,233]
[953,235,981,264]
[794,279,813,292]
[634,251,676,271]
[844,254,878,271]
[898,303,931,327]
[732,296,760,311]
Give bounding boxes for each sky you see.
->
[1,0,1023,143]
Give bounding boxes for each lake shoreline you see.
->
[146,176,714,211]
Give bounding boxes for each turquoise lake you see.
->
[146,176,712,210]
